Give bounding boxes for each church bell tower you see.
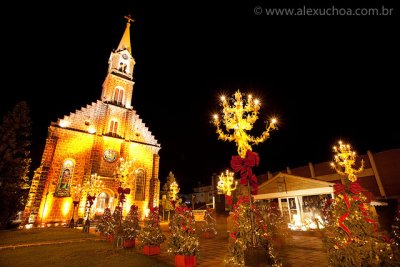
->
[101,15,136,109]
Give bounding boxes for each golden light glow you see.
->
[213,90,278,158]
[59,120,70,128]
[170,181,180,201]
[114,157,135,188]
[62,199,71,216]
[331,141,364,182]
[217,170,237,196]
[88,126,96,134]
[41,194,53,220]
[144,208,150,218]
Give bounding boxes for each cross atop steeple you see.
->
[117,15,134,53]
[124,14,135,25]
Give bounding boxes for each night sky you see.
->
[1,2,399,193]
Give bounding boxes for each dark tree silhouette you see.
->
[0,101,32,228]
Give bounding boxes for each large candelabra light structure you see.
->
[213,90,278,158]
[213,89,278,248]
[114,157,135,188]
[169,181,180,201]
[82,173,104,232]
[330,141,364,183]
[69,183,82,228]
[114,157,135,216]
[217,170,237,196]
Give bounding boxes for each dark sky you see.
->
[1,1,399,193]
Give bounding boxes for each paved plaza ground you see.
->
[0,225,327,267]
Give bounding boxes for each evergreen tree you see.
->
[161,171,176,198]
[392,198,400,247]
[324,182,398,266]
[160,171,177,220]
[167,206,199,256]
[138,207,166,247]
[325,142,398,266]
[96,207,112,236]
[122,205,141,240]
[111,206,123,234]
[0,101,32,228]
[226,196,282,266]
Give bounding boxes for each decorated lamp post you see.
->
[169,180,180,208]
[330,141,364,183]
[82,173,104,232]
[114,157,135,216]
[323,141,396,266]
[213,90,278,263]
[217,170,238,206]
[69,183,82,228]
[170,181,180,201]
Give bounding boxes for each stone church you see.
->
[23,17,161,225]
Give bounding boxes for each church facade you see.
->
[23,18,161,225]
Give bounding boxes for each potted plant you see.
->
[168,206,199,267]
[122,205,141,248]
[138,207,166,255]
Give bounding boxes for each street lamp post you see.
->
[82,173,104,233]
[169,181,180,209]
[69,183,82,228]
[217,170,238,208]
[217,170,238,196]
[213,90,278,249]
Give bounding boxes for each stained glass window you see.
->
[55,159,75,197]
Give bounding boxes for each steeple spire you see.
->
[117,15,134,53]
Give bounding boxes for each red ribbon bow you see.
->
[225,195,232,206]
[349,182,364,195]
[87,195,96,207]
[118,187,130,203]
[231,150,260,194]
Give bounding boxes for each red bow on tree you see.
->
[231,150,260,194]
[225,195,233,205]
[87,195,96,207]
[118,187,130,203]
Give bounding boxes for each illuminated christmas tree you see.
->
[96,207,112,237]
[325,141,398,266]
[167,206,199,256]
[391,198,400,258]
[138,207,166,247]
[122,205,141,240]
[226,196,282,266]
[200,208,217,237]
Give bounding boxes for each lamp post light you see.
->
[82,173,104,233]
[217,170,238,196]
[331,141,364,183]
[213,90,278,248]
[69,183,82,228]
[170,181,180,201]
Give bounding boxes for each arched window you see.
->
[113,87,124,105]
[135,169,145,201]
[95,192,110,215]
[109,120,118,135]
[55,159,75,197]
